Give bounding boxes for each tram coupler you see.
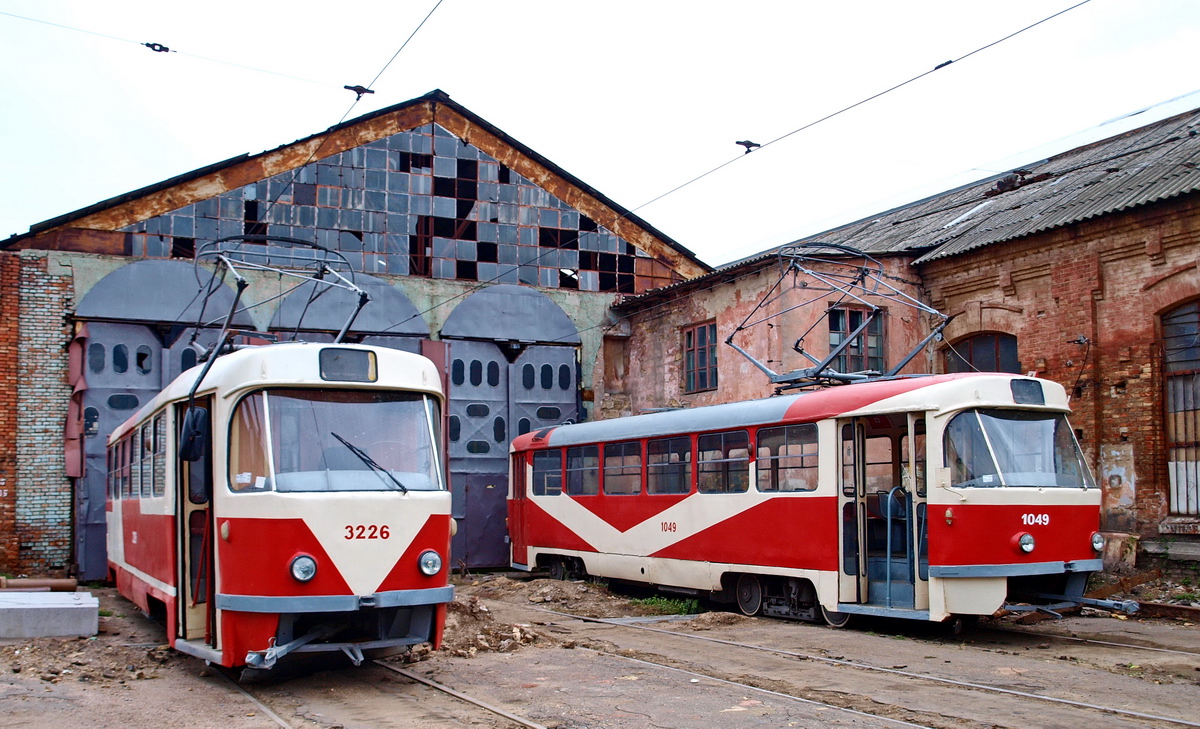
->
[338,643,366,666]
[245,625,340,670]
[1032,592,1140,615]
[1003,602,1071,619]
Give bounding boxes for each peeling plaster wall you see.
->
[609,257,929,414]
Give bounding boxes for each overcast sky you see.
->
[2,1,1198,265]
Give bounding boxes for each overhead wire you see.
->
[630,0,1095,214]
[9,1,1095,342]
[0,9,338,89]
[377,0,1099,337]
[155,0,447,332]
[254,0,447,227]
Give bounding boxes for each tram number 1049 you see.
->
[345,524,391,539]
[1020,513,1050,526]
[661,521,677,533]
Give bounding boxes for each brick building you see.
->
[0,90,708,577]
[3,92,1199,579]
[608,107,1200,572]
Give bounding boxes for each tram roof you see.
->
[516,373,1067,449]
[109,342,442,444]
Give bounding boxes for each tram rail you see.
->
[531,606,1200,728]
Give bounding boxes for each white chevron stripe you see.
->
[221,491,450,595]
[535,491,785,555]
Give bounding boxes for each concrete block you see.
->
[0,591,99,638]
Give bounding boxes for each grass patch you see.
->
[629,595,701,615]
[98,609,114,617]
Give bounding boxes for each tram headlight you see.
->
[418,549,443,576]
[1016,533,1036,554]
[290,554,318,583]
[1091,532,1105,552]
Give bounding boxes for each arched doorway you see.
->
[441,285,581,568]
[70,260,252,579]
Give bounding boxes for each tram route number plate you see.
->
[345,525,391,539]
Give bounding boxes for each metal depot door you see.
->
[447,341,578,569]
[75,322,166,580]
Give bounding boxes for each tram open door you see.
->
[175,399,217,658]
[836,412,929,619]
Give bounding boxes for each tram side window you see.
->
[647,436,692,494]
[604,441,642,495]
[141,424,155,497]
[229,393,271,492]
[129,433,142,499]
[756,424,818,492]
[532,450,563,496]
[114,440,125,499]
[698,430,750,494]
[121,438,133,499]
[107,445,116,499]
[864,436,894,493]
[901,429,926,496]
[841,424,857,496]
[565,445,599,496]
[152,414,166,497]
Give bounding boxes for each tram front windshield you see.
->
[230,388,444,493]
[944,408,1093,489]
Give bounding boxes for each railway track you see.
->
[982,624,1200,659]
[525,605,1200,728]
[222,652,937,729]
[216,660,550,729]
[202,602,1200,729]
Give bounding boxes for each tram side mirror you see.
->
[179,407,210,462]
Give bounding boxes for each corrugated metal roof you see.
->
[612,107,1200,313]
[752,107,1200,267]
[836,109,1200,264]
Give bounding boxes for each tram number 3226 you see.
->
[345,524,391,539]
[1020,513,1050,526]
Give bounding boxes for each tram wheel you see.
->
[820,605,854,628]
[547,559,567,581]
[735,574,763,616]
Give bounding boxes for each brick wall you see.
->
[12,251,74,576]
[922,195,1200,541]
[0,254,19,574]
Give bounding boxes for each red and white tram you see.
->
[107,343,453,670]
[508,373,1106,625]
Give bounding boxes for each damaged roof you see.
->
[4,89,709,280]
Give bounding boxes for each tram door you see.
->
[837,413,928,611]
[176,400,215,646]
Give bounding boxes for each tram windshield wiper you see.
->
[329,431,407,492]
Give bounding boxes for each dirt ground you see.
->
[1,573,1196,728]
[0,575,668,728]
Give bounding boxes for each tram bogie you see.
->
[106,343,454,672]
[509,373,1104,626]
